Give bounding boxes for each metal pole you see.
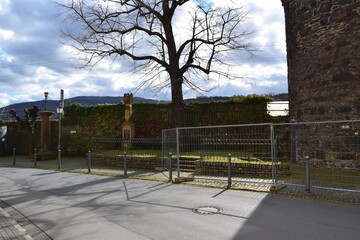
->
[88,151,91,173]
[60,89,64,108]
[58,114,62,170]
[58,145,61,170]
[58,89,64,171]
[13,148,16,165]
[270,123,277,186]
[305,156,311,193]
[176,128,180,177]
[124,152,127,176]
[34,148,37,167]
[161,130,164,168]
[227,154,232,188]
[168,152,173,182]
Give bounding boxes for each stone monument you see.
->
[122,93,135,150]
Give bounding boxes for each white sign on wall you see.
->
[267,101,289,116]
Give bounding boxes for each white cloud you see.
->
[0,29,14,41]
[0,0,10,13]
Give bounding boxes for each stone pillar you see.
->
[39,111,53,159]
[282,0,360,122]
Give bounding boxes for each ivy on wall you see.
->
[4,95,288,156]
[62,95,289,138]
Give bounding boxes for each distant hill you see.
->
[185,93,288,103]
[0,96,168,119]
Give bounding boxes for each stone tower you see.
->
[282,0,360,121]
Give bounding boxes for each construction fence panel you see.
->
[162,120,360,195]
[275,120,360,193]
[170,124,276,189]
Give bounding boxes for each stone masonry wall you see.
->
[195,161,290,177]
[282,0,360,122]
[90,154,163,170]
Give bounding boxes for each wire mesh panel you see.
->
[88,137,169,181]
[161,128,178,178]
[275,120,360,192]
[162,124,278,188]
[162,120,360,194]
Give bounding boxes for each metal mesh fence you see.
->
[87,137,170,181]
[162,121,360,194]
[1,120,359,202]
[275,121,360,192]
[162,124,276,189]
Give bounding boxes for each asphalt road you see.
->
[0,167,359,240]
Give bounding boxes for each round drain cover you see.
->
[192,206,222,215]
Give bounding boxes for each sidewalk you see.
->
[0,156,359,204]
[0,201,51,240]
[0,206,29,240]
[1,167,360,240]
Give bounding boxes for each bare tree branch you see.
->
[57,0,253,126]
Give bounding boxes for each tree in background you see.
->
[8,106,39,156]
[58,0,252,126]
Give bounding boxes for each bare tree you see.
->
[57,0,252,127]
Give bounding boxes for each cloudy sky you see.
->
[0,0,287,107]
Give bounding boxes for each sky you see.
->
[0,0,287,108]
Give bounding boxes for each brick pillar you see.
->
[40,111,53,152]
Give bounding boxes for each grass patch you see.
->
[279,164,360,188]
[201,155,284,165]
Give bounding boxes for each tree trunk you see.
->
[170,76,186,127]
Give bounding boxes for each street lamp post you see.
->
[56,89,64,170]
[43,92,49,111]
[56,105,63,170]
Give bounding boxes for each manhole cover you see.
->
[192,206,222,215]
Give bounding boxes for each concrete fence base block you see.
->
[173,177,195,183]
[155,167,167,171]
[270,184,286,192]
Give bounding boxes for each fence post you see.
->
[168,152,173,182]
[305,156,311,193]
[124,152,127,176]
[88,151,92,173]
[34,148,37,167]
[270,123,277,186]
[58,145,61,170]
[13,148,16,166]
[227,154,232,188]
[161,130,164,168]
[176,128,180,178]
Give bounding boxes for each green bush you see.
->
[61,125,91,156]
[0,119,5,126]
[62,94,285,138]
